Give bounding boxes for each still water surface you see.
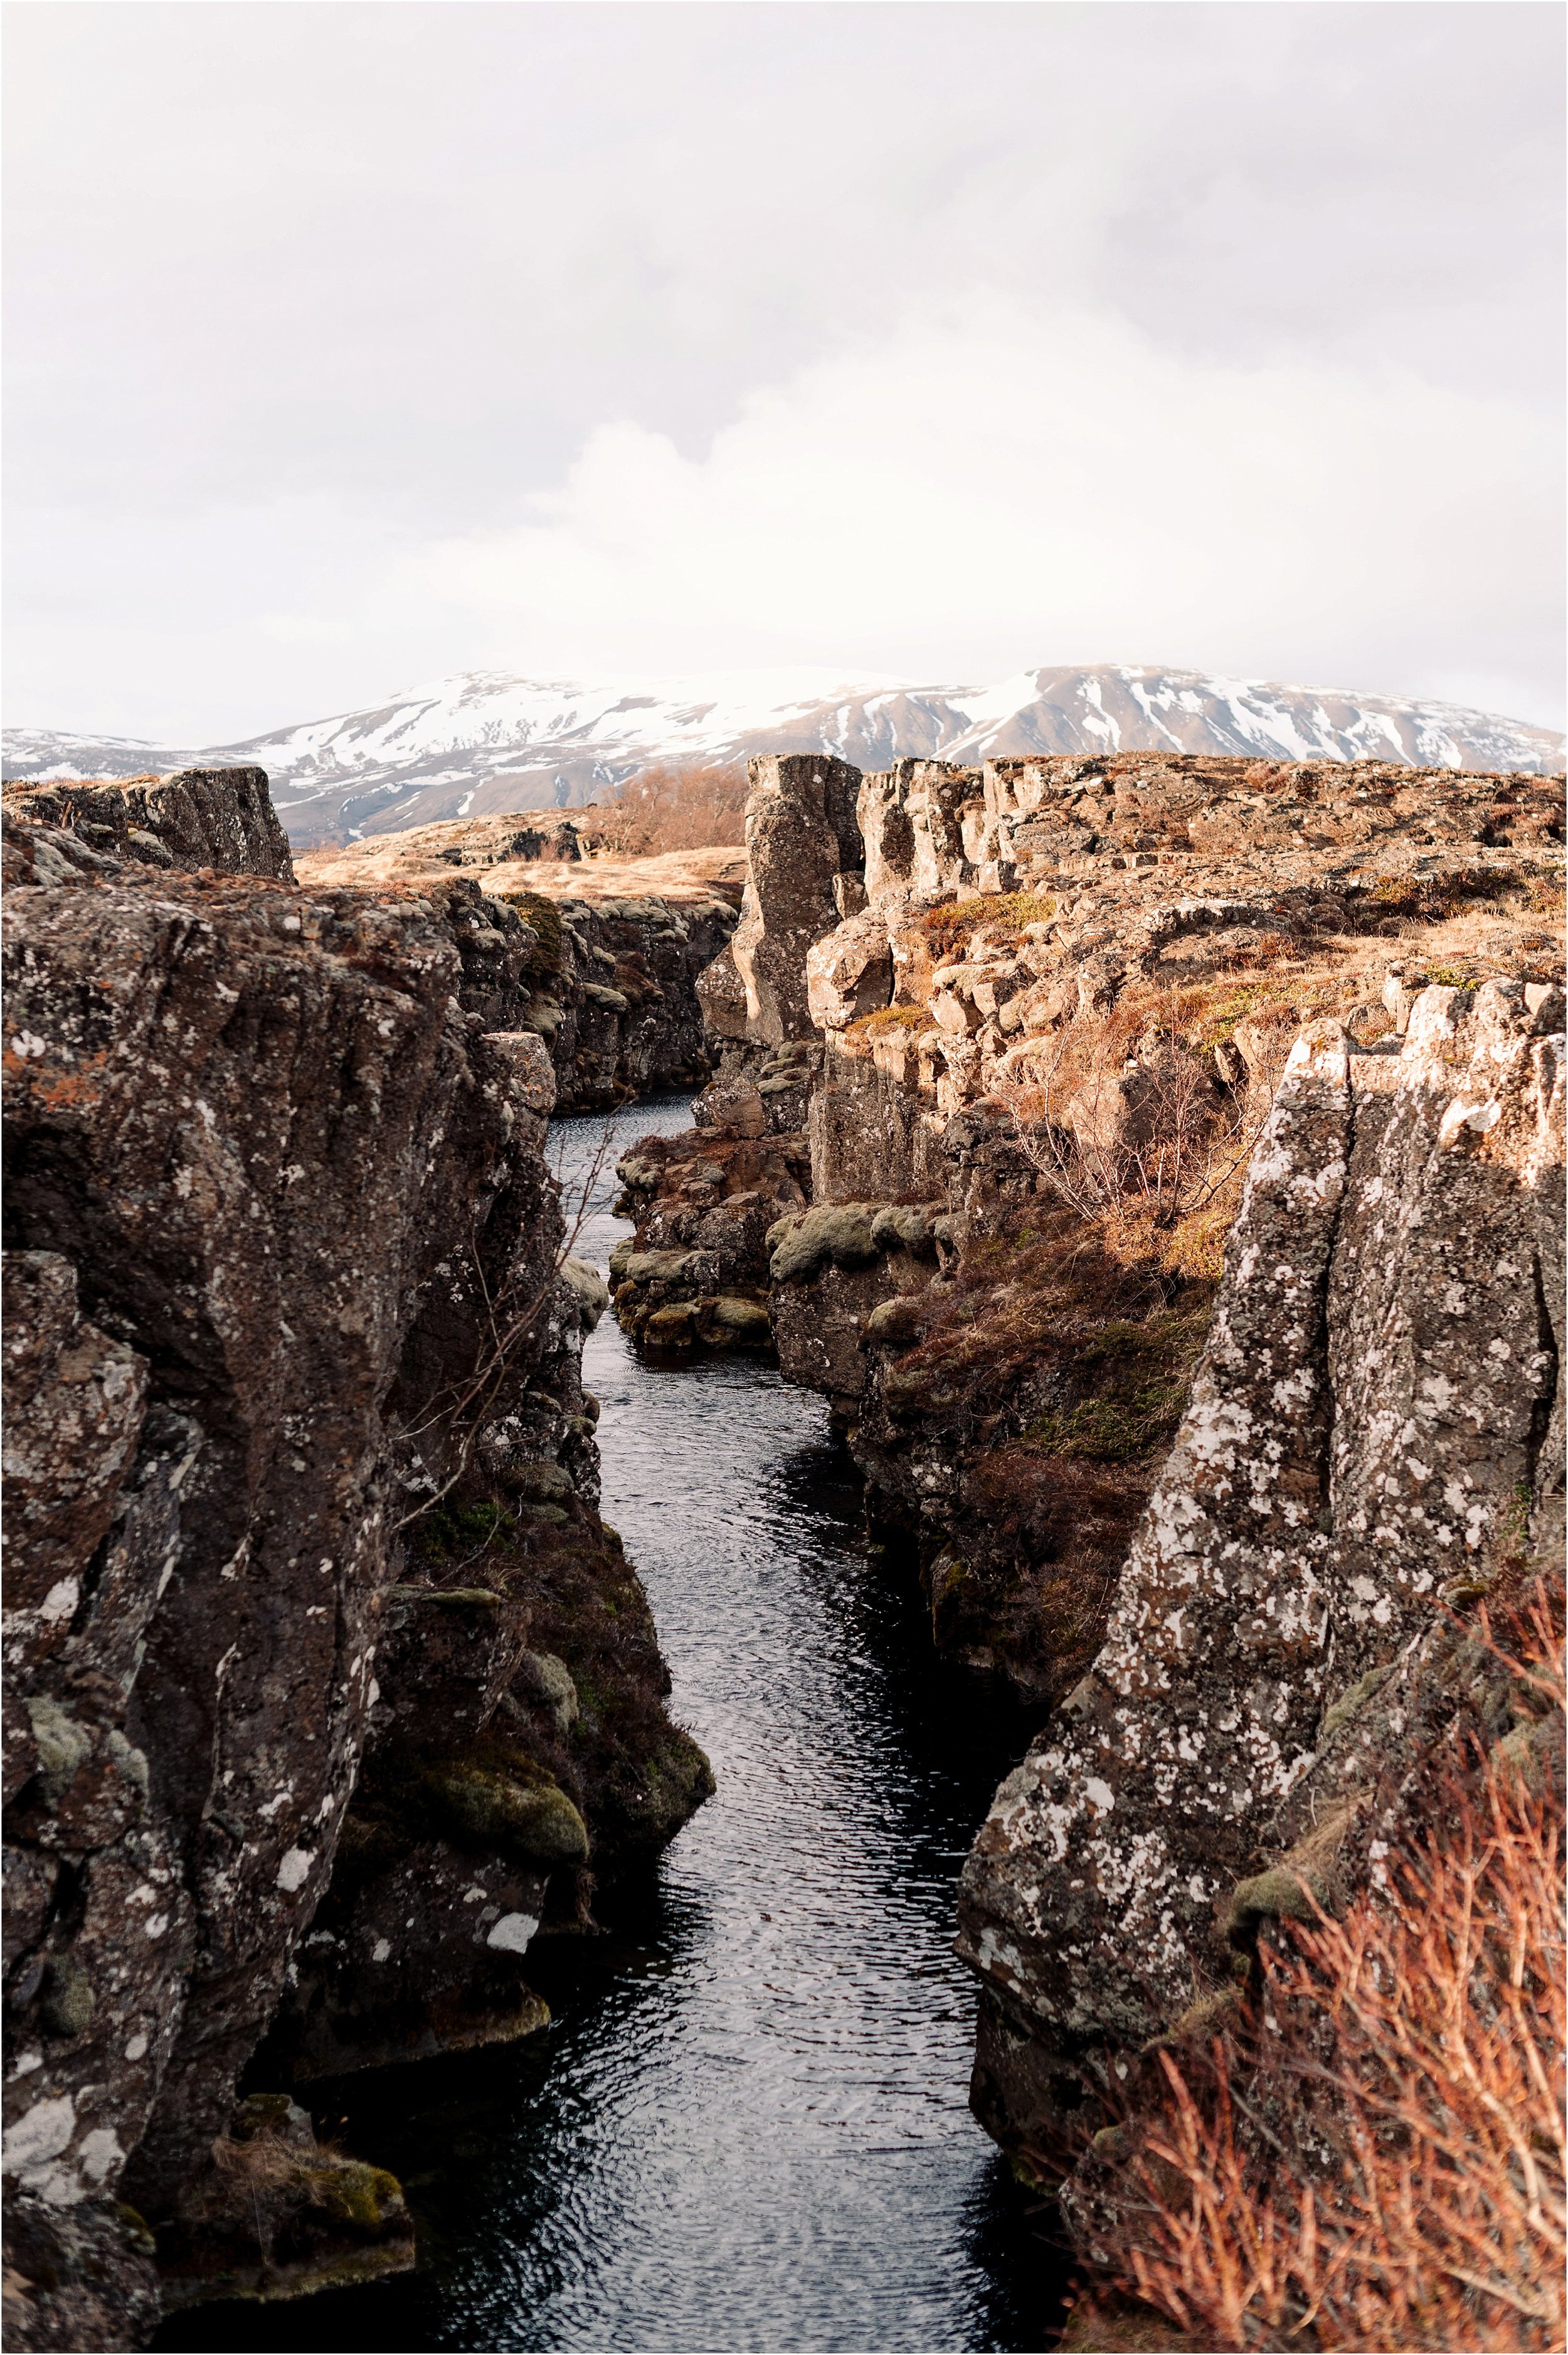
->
[157,1098,1061,2352]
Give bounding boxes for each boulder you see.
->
[805,910,893,1030]
[559,1255,610,1331]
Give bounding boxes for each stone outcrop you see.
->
[294,807,595,880]
[4,769,294,883]
[803,751,1560,1165]
[713,753,866,1045]
[856,749,1562,908]
[498,888,736,1112]
[691,751,1559,1688]
[1,787,710,2345]
[955,981,1564,2151]
[299,828,748,915]
[610,748,1565,1710]
[607,1125,811,1353]
[3,777,738,1120]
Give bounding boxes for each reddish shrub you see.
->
[591,762,749,854]
[1069,1586,1566,2352]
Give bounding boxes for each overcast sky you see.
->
[4,0,1563,743]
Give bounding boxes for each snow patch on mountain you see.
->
[6,663,1561,847]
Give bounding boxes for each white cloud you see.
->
[4,4,1560,736]
[401,299,1561,718]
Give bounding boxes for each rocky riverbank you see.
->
[608,748,1565,2291]
[1,777,716,2347]
[613,751,1563,1688]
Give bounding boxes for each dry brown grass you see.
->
[593,762,749,855]
[1071,1585,1566,2354]
[921,891,1059,959]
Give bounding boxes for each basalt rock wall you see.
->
[4,768,294,883]
[958,983,1564,2156]
[504,888,736,1112]
[1,790,710,2346]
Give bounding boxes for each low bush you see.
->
[591,762,750,854]
[1066,1579,1566,2353]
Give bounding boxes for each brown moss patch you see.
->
[921,891,1058,959]
[845,1002,933,1040]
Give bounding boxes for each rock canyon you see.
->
[3,748,1562,2347]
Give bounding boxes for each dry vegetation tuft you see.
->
[922,891,1059,958]
[1065,1580,1566,2353]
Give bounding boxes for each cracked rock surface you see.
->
[956,984,1564,2150]
[1,783,711,2346]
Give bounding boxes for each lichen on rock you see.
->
[0,768,712,2347]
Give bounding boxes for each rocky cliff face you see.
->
[291,810,744,1112]
[617,747,1562,1696]
[4,768,294,883]
[3,775,737,1121]
[956,982,1564,2156]
[498,886,736,1112]
[1,786,711,2346]
[688,746,1564,2201]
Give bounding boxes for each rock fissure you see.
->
[4,748,1562,2347]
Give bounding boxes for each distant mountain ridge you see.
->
[6,663,1562,847]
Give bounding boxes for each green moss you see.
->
[40,1954,95,2039]
[301,2161,404,2236]
[1077,1313,1204,1368]
[418,1740,590,1864]
[1226,1866,1323,1943]
[1320,1664,1393,1745]
[409,1499,519,1569]
[1013,1310,1205,1464]
[1023,1386,1186,1465]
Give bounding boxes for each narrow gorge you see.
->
[3,751,1562,2351]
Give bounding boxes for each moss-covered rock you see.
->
[1224,1866,1325,1946]
[864,1294,929,1348]
[767,1205,880,1283]
[643,1301,698,1347]
[419,1745,590,1866]
[709,1295,771,1339]
[38,1953,96,2039]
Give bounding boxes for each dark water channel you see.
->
[159,1098,1064,2353]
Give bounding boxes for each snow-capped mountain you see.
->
[6,665,1562,847]
[1,726,213,784]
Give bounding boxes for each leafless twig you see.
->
[995,1027,1271,1231]
[390,1108,622,1533]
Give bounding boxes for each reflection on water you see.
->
[156,1098,1065,2354]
